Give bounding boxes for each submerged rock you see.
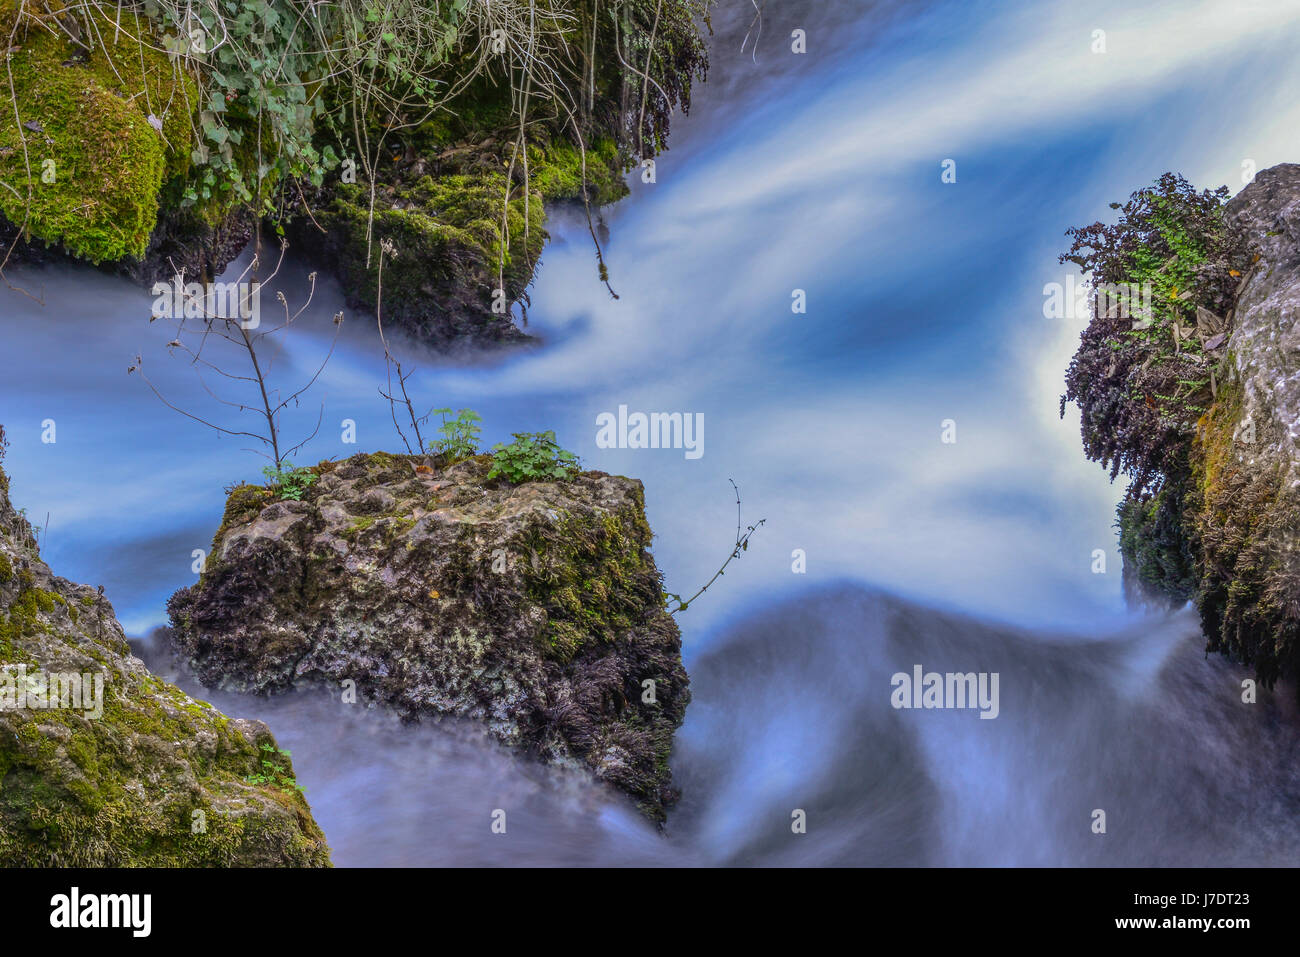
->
[166,452,691,820]
[0,427,330,866]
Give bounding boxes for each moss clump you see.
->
[207,483,272,557]
[526,136,628,206]
[341,514,414,544]
[0,579,63,659]
[0,3,196,262]
[1187,376,1296,685]
[520,492,660,661]
[322,170,547,316]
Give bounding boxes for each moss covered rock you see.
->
[0,425,330,866]
[0,1,711,350]
[0,2,196,263]
[301,165,545,350]
[167,452,690,820]
[290,126,635,349]
[1065,163,1300,693]
[1186,164,1300,687]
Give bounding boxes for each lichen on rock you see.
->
[167,451,691,820]
[0,425,331,866]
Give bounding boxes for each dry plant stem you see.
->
[636,0,662,160]
[134,239,342,468]
[374,238,427,453]
[666,479,765,615]
[0,0,41,301]
[740,0,763,61]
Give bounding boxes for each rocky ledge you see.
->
[166,452,690,820]
[1065,162,1300,692]
[1196,163,1300,685]
[0,427,330,866]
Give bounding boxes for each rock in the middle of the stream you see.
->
[167,452,690,819]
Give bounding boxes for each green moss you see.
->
[343,512,416,547]
[207,483,272,559]
[1183,374,1300,685]
[527,136,628,206]
[520,491,658,661]
[1194,378,1244,500]
[0,583,59,657]
[0,552,11,584]
[345,515,379,537]
[0,668,329,865]
[323,168,547,313]
[0,4,197,263]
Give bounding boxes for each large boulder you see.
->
[1064,163,1300,690]
[0,427,330,866]
[167,452,691,820]
[1191,163,1300,685]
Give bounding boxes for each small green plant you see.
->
[487,431,580,484]
[262,463,318,501]
[1059,171,1251,491]
[244,743,306,796]
[429,408,483,462]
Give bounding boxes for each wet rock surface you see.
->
[0,427,330,866]
[167,452,690,819]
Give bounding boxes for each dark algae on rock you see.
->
[1062,163,1300,693]
[0,426,330,866]
[167,451,691,820]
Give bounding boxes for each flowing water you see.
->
[2,0,1300,865]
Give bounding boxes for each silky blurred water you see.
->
[3,0,1300,865]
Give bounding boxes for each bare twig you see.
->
[665,479,765,614]
[133,239,343,468]
[374,236,428,452]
